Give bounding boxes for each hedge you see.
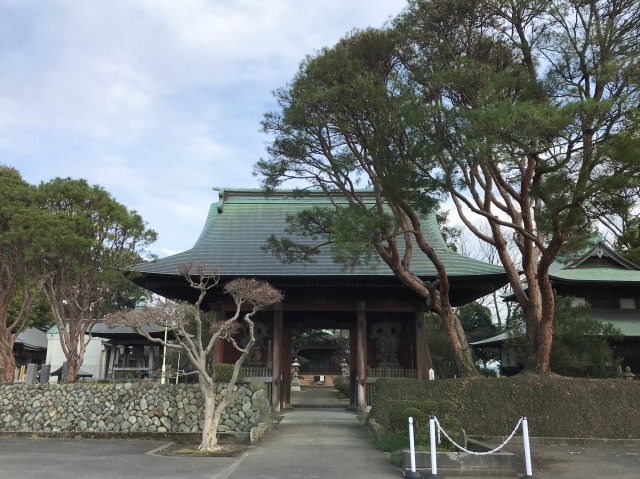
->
[369,376,640,439]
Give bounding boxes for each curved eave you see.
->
[131,270,509,309]
[128,253,507,280]
[550,269,640,284]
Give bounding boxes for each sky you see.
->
[2,0,407,257]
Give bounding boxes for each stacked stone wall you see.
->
[0,381,270,435]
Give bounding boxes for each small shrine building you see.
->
[129,189,508,410]
[473,238,640,375]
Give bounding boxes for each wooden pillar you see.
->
[357,301,367,411]
[282,327,292,409]
[272,304,283,412]
[212,303,225,364]
[349,327,357,410]
[107,343,116,379]
[415,311,428,380]
[148,346,154,379]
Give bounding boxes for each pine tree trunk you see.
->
[537,276,555,374]
[0,328,16,384]
[439,307,478,377]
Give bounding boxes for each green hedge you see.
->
[214,363,244,383]
[332,375,350,398]
[369,376,640,439]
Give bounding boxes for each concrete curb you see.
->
[471,435,640,447]
[402,438,517,477]
[0,417,274,446]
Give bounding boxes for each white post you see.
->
[409,417,417,471]
[160,327,167,385]
[405,417,421,479]
[425,414,445,478]
[430,415,438,474]
[522,415,534,477]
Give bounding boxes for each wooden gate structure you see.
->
[129,189,508,411]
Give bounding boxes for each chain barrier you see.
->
[433,415,523,456]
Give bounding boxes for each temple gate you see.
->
[129,189,508,410]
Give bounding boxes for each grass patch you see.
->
[157,442,247,457]
[389,450,404,467]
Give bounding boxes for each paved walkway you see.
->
[224,408,399,478]
[290,385,350,408]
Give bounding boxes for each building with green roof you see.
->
[472,238,640,375]
[130,188,509,410]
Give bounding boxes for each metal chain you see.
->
[434,416,523,456]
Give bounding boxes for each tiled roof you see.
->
[130,189,506,279]
[588,309,640,337]
[501,239,640,300]
[549,239,640,283]
[47,323,167,337]
[15,328,48,350]
[471,309,640,344]
[551,267,640,283]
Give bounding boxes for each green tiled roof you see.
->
[587,309,640,337]
[471,309,640,344]
[551,268,640,283]
[130,189,506,279]
[502,239,640,300]
[549,239,640,283]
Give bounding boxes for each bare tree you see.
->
[106,263,283,451]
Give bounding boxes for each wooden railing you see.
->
[243,366,272,379]
[367,367,418,379]
[242,366,274,404]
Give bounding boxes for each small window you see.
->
[572,297,587,307]
[620,298,636,309]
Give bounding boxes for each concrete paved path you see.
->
[224,408,400,479]
[290,385,350,408]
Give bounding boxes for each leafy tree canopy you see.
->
[258,0,640,374]
[508,295,622,378]
[37,177,157,382]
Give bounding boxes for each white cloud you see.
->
[2,0,407,256]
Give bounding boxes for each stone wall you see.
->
[0,381,270,436]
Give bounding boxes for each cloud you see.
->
[1,0,407,256]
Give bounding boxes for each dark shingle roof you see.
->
[130,189,506,280]
[15,328,48,351]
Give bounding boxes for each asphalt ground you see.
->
[515,443,640,479]
[0,408,399,479]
